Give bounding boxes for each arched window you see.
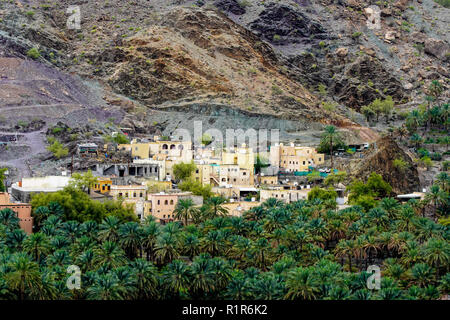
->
[170,200,174,205]
[162,144,168,150]
[170,144,176,150]
[164,200,168,205]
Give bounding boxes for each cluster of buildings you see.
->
[3,135,331,233]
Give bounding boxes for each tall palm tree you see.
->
[173,198,199,226]
[424,238,449,280]
[322,125,340,169]
[155,233,180,265]
[33,206,50,231]
[203,196,229,220]
[5,253,41,300]
[163,260,192,297]
[86,273,125,300]
[98,216,121,243]
[182,234,200,260]
[141,222,160,262]
[129,259,158,299]
[94,241,127,269]
[285,267,320,300]
[23,232,50,263]
[118,222,144,259]
[0,208,20,230]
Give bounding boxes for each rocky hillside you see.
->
[0,0,448,177]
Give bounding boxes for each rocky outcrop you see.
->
[213,0,246,15]
[249,3,329,45]
[353,136,420,195]
[425,38,450,61]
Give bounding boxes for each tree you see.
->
[202,196,229,220]
[174,198,199,226]
[393,159,409,173]
[0,168,7,192]
[173,162,197,182]
[324,171,347,187]
[307,187,337,202]
[321,126,341,168]
[47,140,68,159]
[4,253,42,300]
[69,170,98,194]
[254,155,270,175]
[23,233,50,263]
[285,267,320,300]
[163,260,191,297]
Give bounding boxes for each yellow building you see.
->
[93,178,112,194]
[110,185,147,200]
[222,201,260,217]
[222,144,255,172]
[260,188,309,203]
[119,140,193,162]
[269,143,324,172]
[259,175,278,186]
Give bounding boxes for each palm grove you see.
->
[0,178,449,299]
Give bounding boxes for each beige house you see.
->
[144,192,203,224]
[110,185,147,200]
[270,143,324,172]
[222,201,260,217]
[260,188,309,203]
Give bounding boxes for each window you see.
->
[157,200,160,205]
[125,193,129,198]
[140,193,143,198]
[243,172,246,176]
[164,200,168,205]
[170,200,174,205]
[133,193,137,198]
[119,193,123,197]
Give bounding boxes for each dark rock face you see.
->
[354,136,421,195]
[249,3,329,45]
[213,0,246,15]
[330,55,405,109]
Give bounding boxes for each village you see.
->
[1,130,426,235]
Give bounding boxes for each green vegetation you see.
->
[362,96,395,123]
[26,47,40,60]
[318,126,345,168]
[46,139,69,159]
[434,0,450,8]
[0,168,7,192]
[1,191,448,300]
[347,173,392,209]
[30,186,137,225]
[173,162,197,182]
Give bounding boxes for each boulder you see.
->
[424,38,450,60]
[336,47,348,57]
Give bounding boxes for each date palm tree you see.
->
[173,198,199,226]
[4,253,41,300]
[98,216,121,243]
[423,238,449,280]
[94,241,127,269]
[142,222,160,262]
[203,196,229,220]
[155,233,180,265]
[163,260,192,297]
[130,259,158,299]
[23,232,50,263]
[119,222,144,259]
[86,273,125,300]
[285,267,320,300]
[0,208,20,230]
